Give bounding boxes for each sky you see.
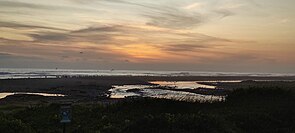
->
[0,0,294,73]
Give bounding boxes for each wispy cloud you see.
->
[0,0,294,72]
[145,11,204,29]
[184,2,203,10]
[0,22,68,31]
[214,9,235,18]
[0,0,95,11]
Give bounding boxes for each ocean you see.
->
[0,68,294,79]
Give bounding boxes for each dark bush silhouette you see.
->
[0,87,294,133]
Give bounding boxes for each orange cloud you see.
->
[109,44,181,62]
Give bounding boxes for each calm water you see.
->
[151,81,216,89]
[109,85,151,99]
[1,68,294,79]
[0,92,65,99]
[109,81,224,102]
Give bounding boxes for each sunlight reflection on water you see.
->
[109,81,225,102]
[151,81,216,89]
[0,92,65,99]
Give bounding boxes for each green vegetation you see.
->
[0,87,295,133]
[0,113,34,133]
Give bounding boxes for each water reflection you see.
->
[0,93,14,99]
[109,82,223,102]
[197,80,242,83]
[142,89,223,102]
[151,81,216,89]
[109,85,151,99]
[0,92,65,99]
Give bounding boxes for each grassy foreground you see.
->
[0,87,295,133]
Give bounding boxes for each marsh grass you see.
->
[0,87,294,133]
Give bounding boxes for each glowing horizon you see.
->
[0,0,294,73]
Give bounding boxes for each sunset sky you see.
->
[0,0,294,73]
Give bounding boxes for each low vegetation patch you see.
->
[0,87,294,133]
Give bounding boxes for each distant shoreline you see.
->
[1,68,295,79]
[2,75,295,81]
